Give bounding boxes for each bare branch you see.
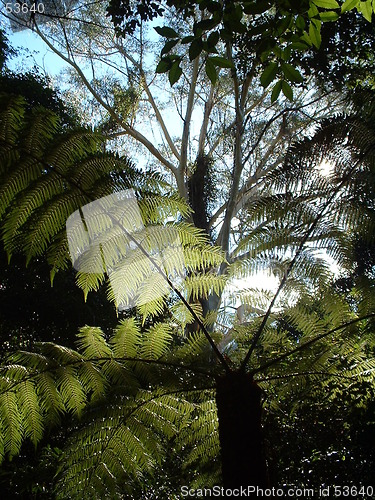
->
[33,23,178,177]
[114,41,181,162]
[198,83,215,156]
[209,201,227,230]
[178,56,200,198]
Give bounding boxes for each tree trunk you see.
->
[215,371,269,493]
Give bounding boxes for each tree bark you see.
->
[188,154,211,235]
[215,371,269,494]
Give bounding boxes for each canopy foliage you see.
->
[107,0,375,91]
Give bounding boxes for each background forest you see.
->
[0,0,375,497]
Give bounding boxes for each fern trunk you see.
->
[215,371,268,492]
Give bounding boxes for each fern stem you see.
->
[251,312,375,376]
[0,355,215,397]
[257,369,368,383]
[215,371,268,488]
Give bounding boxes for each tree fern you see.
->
[0,283,374,495]
[1,91,375,494]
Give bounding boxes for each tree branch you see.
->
[198,82,215,156]
[33,23,178,178]
[178,56,200,198]
[251,313,375,376]
[216,45,245,253]
[114,41,181,162]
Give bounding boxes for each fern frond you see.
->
[0,93,161,280]
[0,94,25,145]
[17,379,44,447]
[170,301,204,328]
[179,394,220,481]
[0,390,23,459]
[138,192,192,223]
[184,274,227,301]
[75,326,112,359]
[55,388,195,499]
[139,322,173,360]
[110,318,142,358]
[35,371,65,422]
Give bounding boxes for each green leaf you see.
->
[312,0,339,8]
[161,39,179,56]
[271,80,283,103]
[282,46,292,61]
[207,31,220,48]
[208,56,234,68]
[181,36,195,44]
[220,27,234,40]
[291,40,311,50]
[276,14,292,35]
[198,0,210,10]
[155,57,172,74]
[243,1,271,14]
[295,15,306,30]
[233,20,249,33]
[205,58,218,84]
[203,40,218,54]
[319,10,340,20]
[309,22,322,48]
[281,63,303,83]
[225,19,247,33]
[260,62,278,88]
[154,26,179,39]
[195,17,220,31]
[273,46,283,59]
[341,0,359,12]
[207,0,222,13]
[358,0,373,22]
[282,80,293,101]
[189,39,203,61]
[224,3,243,22]
[308,3,320,17]
[257,37,277,57]
[169,61,183,86]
